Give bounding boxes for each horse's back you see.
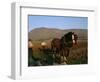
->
[51,38,61,46]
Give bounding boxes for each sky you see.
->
[28,15,88,32]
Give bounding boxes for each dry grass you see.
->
[65,40,88,64]
[30,39,88,65]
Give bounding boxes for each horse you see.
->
[74,34,78,45]
[60,32,75,61]
[51,32,78,63]
[51,38,62,63]
[51,38,61,54]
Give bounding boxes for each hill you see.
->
[28,27,87,41]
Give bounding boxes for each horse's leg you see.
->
[61,49,65,63]
[63,49,65,61]
[59,49,63,63]
[57,49,62,64]
[59,47,69,63]
[63,48,67,62]
[67,48,70,57]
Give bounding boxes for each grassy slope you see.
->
[29,28,88,65]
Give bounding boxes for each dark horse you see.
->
[51,32,78,63]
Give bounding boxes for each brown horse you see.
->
[74,34,78,45]
[51,32,78,63]
[51,38,61,54]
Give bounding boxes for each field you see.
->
[67,40,88,64]
[28,28,88,66]
[28,39,88,66]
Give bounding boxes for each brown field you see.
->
[28,28,88,66]
[30,39,88,65]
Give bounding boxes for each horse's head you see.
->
[72,32,75,44]
[62,32,77,47]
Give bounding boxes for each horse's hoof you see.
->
[61,62,67,65]
[64,56,67,61]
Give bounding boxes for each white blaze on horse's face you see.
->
[72,34,75,44]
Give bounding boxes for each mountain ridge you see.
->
[29,27,87,41]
